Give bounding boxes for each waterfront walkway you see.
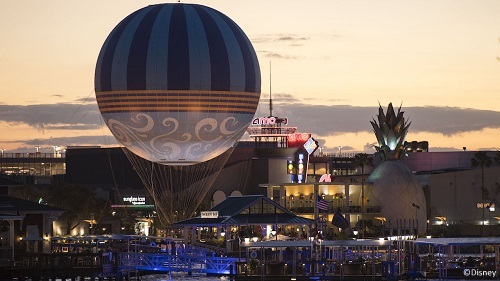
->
[118,252,237,276]
[0,251,237,280]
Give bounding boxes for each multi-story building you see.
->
[1,143,499,237]
[0,150,65,188]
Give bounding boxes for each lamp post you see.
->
[0,149,4,157]
[272,213,278,241]
[51,146,58,157]
[412,203,420,237]
[220,227,226,255]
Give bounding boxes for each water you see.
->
[141,273,230,281]
[141,275,490,281]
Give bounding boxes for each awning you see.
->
[242,239,393,248]
[414,237,500,246]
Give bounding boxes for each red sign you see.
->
[287,133,311,147]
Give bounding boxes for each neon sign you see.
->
[319,174,332,182]
[287,133,311,147]
[251,116,288,126]
[297,154,304,183]
[123,196,146,205]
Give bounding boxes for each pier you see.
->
[3,235,500,280]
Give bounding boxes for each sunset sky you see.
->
[0,0,499,154]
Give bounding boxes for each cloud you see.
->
[26,135,117,146]
[251,34,309,44]
[0,103,101,131]
[2,100,494,138]
[364,143,378,151]
[260,93,301,104]
[261,94,346,104]
[252,34,308,58]
[259,51,297,60]
[0,100,499,152]
[74,96,97,103]
[278,36,308,42]
[5,135,119,153]
[268,101,500,137]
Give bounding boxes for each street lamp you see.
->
[412,203,420,237]
[338,146,342,156]
[353,228,359,239]
[220,226,227,255]
[271,226,276,236]
[34,146,41,153]
[244,227,250,243]
[51,146,58,157]
[0,149,4,157]
[271,225,278,240]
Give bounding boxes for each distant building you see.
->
[1,143,499,237]
[0,195,65,259]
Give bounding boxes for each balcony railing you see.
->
[342,206,381,214]
[289,206,381,214]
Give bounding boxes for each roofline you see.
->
[211,195,294,216]
[243,239,394,248]
[259,182,341,187]
[413,237,500,246]
[0,215,24,220]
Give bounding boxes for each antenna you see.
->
[269,61,273,117]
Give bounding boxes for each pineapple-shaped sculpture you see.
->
[365,103,427,235]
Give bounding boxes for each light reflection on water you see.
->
[141,273,230,281]
[141,276,489,281]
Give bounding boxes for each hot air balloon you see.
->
[95,3,261,166]
[94,3,261,225]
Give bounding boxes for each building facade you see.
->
[2,144,499,238]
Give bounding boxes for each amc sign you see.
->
[252,116,288,126]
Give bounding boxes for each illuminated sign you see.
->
[287,133,311,147]
[252,117,275,125]
[201,211,219,218]
[251,116,288,126]
[477,203,495,210]
[319,174,332,182]
[297,154,304,183]
[287,161,294,174]
[123,196,146,205]
[303,137,318,155]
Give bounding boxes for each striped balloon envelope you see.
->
[95,3,261,165]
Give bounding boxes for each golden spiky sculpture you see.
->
[366,103,427,235]
[370,103,411,160]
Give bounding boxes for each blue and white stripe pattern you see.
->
[95,3,260,96]
[94,3,261,165]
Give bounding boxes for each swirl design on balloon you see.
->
[105,113,249,162]
[107,113,155,155]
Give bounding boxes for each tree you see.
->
[470,151,492,236]
[353,153,374,239]
[11,183,111,235]
[494,151,500,165]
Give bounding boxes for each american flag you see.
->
[316,195,329,211]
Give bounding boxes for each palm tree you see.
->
[494,151,500,165]
[470,151,492,236]
[353,153,374,239]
